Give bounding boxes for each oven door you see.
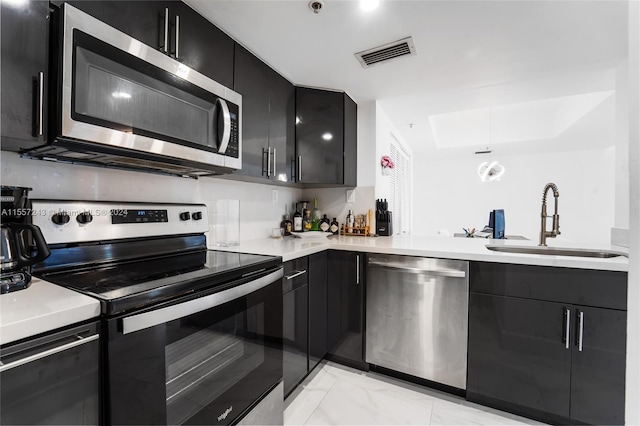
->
[104,268,283,426]
[58,4,241,170]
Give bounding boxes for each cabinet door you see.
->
[308,252,328,370]
[1,0,48,151]
[283,258,309,397]
[570,306,626,425]
[296,88,344,184]
[467,293,571,418]
[67,1,171,52]
[171,2,234,88]
[343,94,357,187]
[267,67,295,183]
[327,251,364,366]
[233,45,270,179]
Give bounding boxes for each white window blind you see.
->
[389,136,411,235]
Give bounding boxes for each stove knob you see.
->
[76,211,93,224]
[192,211,203,221]
[179,212,191,221]
[51,212,70,225]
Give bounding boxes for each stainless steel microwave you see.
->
[25,3,242,177]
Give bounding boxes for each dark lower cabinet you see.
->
[327,250,365,368]
[282,257,309,397]
[1,0,49,152]
[467,262,627,425]
[570,306,626,425]
[308,251,328,370]
[468,293,572,419]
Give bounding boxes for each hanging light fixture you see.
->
[476,106,505,182]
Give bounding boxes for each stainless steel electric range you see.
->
[31,200,283,426]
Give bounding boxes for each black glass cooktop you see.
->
[40,250,281,315]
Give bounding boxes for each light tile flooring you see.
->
[284,361,547,426]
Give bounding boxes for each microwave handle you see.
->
[122,268,284,334]
[216,98,231,154]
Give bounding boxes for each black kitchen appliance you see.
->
[31,200,283,426]
[1,186,51,293]
[23,4,242,178]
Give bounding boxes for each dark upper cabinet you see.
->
[326,250,365,369]
[308,251,328,370]
[467,262,627,425]
[233,44,295,182]
[65,1,234,88]
[296,88,357,187]
[1,0,49,152]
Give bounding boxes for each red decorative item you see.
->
[380,155,394,169]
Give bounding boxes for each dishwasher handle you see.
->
[367,261,466,278]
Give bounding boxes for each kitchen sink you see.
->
[485,245,628,258]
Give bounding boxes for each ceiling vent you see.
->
[355,37,416,68]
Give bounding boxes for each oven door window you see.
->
[106,279,282,426]
[71,30,238,154]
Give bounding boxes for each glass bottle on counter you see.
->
[301,201,311,232]
[320,214,330,232]
[346,210,354,232]
[293,203,303,232]
[311,198,321,231]
[330,218,339,235]
[281,205,293,236]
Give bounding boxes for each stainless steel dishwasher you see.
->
[366,254,469,390]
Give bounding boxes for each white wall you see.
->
[615,60,630,230]
[626,0,640,423]
[0,152,302,244]
[412,147,615,243]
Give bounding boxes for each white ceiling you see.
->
[185,0,628,154]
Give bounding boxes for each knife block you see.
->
[376,212,393,236]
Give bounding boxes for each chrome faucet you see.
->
[539,183,560,246]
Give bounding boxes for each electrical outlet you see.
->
[272,189,278,204]
[346,189,356,203]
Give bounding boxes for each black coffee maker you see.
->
[1,186,51,293]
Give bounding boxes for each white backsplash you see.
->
[302,186,375,231]
[0,152,302,244]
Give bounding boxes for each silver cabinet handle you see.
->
[272,147,277,177]
[298,156,302,182]
[38,71,44,136]
[0,334,98,373]
[216,98,231,154]
[356,254,360,285]
[285,270,307,280]
[577,310,584,352]
[123,268,283,334]
[175,15,180,59]
[267,147,272,177]
[163,8,169,53]
[564,308,571,349]
[367,261,466,278]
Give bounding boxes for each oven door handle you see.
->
[122,268,283,334]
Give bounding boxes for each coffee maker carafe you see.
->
[1,186,51,294]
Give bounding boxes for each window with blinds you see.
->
[389,136,412,235]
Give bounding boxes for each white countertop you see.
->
[0,278,101,346]
[210,235,629,272]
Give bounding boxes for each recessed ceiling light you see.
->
[322,133,333,141]
[359,0,380,11]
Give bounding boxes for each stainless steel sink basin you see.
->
[485,245,628,258]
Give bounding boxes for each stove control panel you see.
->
[31,201,208,245]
